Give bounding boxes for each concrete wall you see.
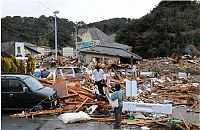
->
[80,52,120,65]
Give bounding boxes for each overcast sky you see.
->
[1,0,161,24]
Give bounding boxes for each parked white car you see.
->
[57,66,82,80]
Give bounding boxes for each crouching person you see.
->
[111,84,124,129]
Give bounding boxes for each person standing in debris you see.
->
[111,84,124,129]
[34,65,41,78]
[92,65,106,96]
[51,59,56,68]
[41,67,50,78]
[47,67,57,84]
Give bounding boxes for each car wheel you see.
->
[34,104,44,111]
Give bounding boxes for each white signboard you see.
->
[126,80,137,97]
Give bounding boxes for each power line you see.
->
[31,30,54,38]
[37,0,54,12]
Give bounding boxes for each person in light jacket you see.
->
[92,65,106,96]
[111,84,124,129]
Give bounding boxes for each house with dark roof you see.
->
[1,41,41,58]
[105,42,132,52]
[78,45,142,64]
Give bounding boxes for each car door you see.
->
[1,78,15,109]
[7,79,28,109]
[8,79,38,110]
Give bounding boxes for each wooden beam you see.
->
[68,88,78,94]
[75,97,89,112]
[60,94,79,99]
[64,102,98,105]
[10,108,63,119]
[178,112,190,130]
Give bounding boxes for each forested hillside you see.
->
[2,1,200,58]
[87,18,133,35]
[115,1,200,58]
[1,15,75,48]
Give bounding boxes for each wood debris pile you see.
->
[10,56,200,130]
[57,82,111,113]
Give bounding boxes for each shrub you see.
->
[1,57,11,73]
[27,56,35,74]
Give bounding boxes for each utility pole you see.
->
[53,10,59,60]
[75,22,78,58]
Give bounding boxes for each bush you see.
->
[1,57,11,73]
[9,58,17,73]
[27,56,35,74]
[18,60,25,74]
[1,56,36,74]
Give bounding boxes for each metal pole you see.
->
[54,11,59,60]
[75,23,78,58]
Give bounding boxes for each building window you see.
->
[17,46,21,53]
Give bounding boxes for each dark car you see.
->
[1,75,58,111]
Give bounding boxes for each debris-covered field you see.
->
[10,56,200,130]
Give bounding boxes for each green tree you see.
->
[116,1,200,58]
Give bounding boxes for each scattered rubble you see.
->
[10,56,200,129]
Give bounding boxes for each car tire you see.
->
[34,104,44,111]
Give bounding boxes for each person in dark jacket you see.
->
[41,67,50,78]
[111,84,124,129]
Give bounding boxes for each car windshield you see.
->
[24,77,44,91]
[63,68,73,74]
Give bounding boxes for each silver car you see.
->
[57,67,82,80]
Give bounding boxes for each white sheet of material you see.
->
[123,102,172,114]
[58,111,91,124]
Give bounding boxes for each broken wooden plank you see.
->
[75,97,89,112]
[10,108,63,119]
[64,102,98,105]
[125,119,154,126]
[77,91,94,98]
[60,94,79,99]
[68,88,78,94]
[178,112,190,130]
[91,117,115,122]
